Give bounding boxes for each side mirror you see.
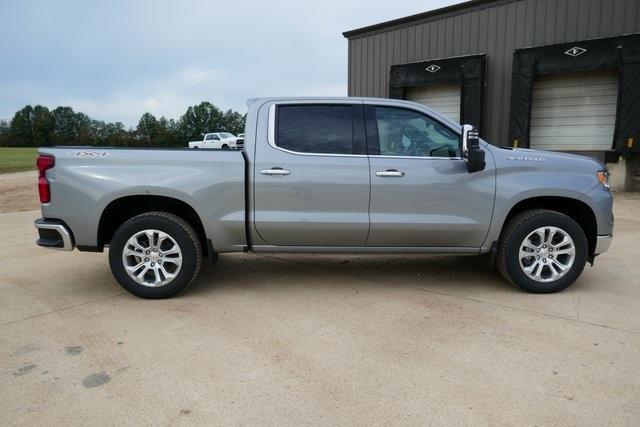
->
[460,124,485,173]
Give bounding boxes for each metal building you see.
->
[343,0,640,190]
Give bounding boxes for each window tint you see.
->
[373,107,460,157]
[277,105,354,154]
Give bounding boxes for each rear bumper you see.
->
[594,234,612,255]
[35,218,74,251]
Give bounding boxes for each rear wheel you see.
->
[108,212,202,298]
[497,209,587,293]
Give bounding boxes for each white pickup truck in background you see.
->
[188,132,241,149]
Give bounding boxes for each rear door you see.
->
[253,101,370,247]
[364,103,495,248]
[203,134,217,148]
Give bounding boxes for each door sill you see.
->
[251,245,481,254]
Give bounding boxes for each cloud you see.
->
[38,62,349,126]
[0,0,458,126]
[58,67,230,126]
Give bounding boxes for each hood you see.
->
[487,145,606,174]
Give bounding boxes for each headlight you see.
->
[597,170,610,189]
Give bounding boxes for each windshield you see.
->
[219,133,234,138]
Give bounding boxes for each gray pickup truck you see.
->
[35,97,613,298]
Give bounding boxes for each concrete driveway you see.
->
[1,182,639,424]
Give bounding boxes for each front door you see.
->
[253,102,370,247]
[365,104,495,248]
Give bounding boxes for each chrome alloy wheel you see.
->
[122,229,182,287]
[519,226,576,283]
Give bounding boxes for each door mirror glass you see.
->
[460,124,485,172]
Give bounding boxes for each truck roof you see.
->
[248,96,398,105]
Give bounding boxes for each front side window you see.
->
[205,134,214,140]
[372,107,459,157]
[276,105,354,154]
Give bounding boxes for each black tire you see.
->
[221,144,229,150]
[108,211,202,299]
[497,209,588,293]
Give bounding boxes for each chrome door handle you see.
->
[260,168,290,176]
[375,170,405,177]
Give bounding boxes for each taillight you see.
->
[36,154,55,203]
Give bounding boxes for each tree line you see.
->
[0,102,245,148]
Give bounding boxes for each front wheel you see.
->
[108,212,202,298]
[497,209,588,293]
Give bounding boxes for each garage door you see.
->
[530,70,618,151]
[405,83,461,123]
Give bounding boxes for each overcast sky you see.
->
[0,0,459,127]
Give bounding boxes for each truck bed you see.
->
[39,147,247,252]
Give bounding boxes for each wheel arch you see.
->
[500,196,598,260]
[97,195,208,255]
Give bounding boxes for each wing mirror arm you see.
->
[460,124,486,173]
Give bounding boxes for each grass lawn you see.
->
[0,147,39,174]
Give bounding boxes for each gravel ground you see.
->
[0,171,39,213]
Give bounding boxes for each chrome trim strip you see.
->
[594,234,612,255]
[35,221,74,251]
[373,154,462,160]
[266,103,462,160]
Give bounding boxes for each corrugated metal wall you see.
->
[346,0,640,146]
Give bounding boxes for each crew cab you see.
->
[188,132,239,149]
[35,97,613,298]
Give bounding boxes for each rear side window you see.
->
[276,105,355,154]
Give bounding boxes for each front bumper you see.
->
[35,218,74,251]
[594,234,612,255]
